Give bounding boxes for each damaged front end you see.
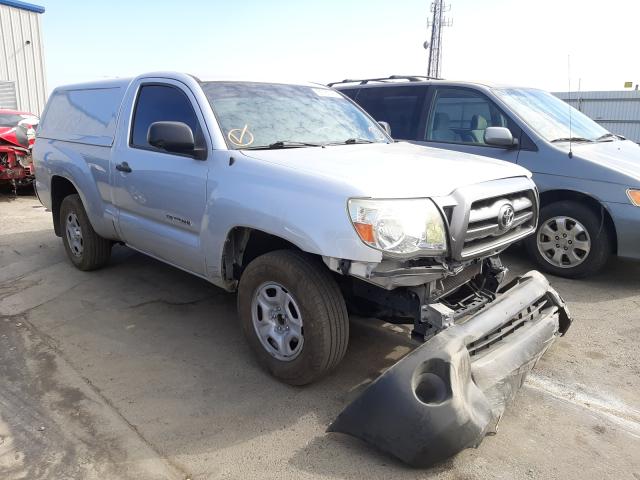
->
[0,145,34,189]
[0,118,36,190]
[329,268,571,467]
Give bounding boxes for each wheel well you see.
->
[222,227,302,288]
[539,190,617,253]
[51,176,78,236]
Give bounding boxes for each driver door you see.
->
[111,80,210,275]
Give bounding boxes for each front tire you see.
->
[525,200,611,278]
[60,194,112,271]
[237,250,349,385]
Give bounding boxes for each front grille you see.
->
[467,297,548,357]
[461,190,537,258]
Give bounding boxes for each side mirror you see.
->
[484,127,517,147]
[378,121,392,136]
[148,121,197,156]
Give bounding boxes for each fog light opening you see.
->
[412,359,452,405]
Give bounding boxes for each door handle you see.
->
[115,161,132,173]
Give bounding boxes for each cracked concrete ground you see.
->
[1,193,639,479]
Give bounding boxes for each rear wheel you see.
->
[237,250,349,385]
[525,200,611,278]
[60,194,112,271]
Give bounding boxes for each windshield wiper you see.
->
[596,133,618,142]
[325,138,378,146]
[550,137,594,143]
[243,140,323,150]
[345,138,375,144]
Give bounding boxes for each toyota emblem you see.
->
[498,204,515,230]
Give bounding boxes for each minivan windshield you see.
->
[493,87,609,143]
[201,82,388,149]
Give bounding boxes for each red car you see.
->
[0,109,40,190]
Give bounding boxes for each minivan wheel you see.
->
[525,200,611,278]
[60,194,112,271]
[237,250,349,385]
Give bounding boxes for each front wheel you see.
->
[237,250,349,385]
[525,200,611,278]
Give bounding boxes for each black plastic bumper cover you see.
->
[329,270,571,467]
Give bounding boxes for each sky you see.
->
[38,0,639,93]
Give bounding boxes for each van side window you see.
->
[130,84,203,151]
[355,86,426,140]
[425,88,511,145]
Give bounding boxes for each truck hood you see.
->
[241,142,531,198]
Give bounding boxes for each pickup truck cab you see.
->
[34,72,570,466]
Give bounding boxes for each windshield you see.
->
[493,87,609,142]
[201,82,388,149]
[0,113,23,128]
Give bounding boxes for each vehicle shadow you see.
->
[0,185,35,201]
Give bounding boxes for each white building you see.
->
[554,90,640,143]
[0,0,46,114]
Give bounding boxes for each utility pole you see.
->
[424,0,452,78]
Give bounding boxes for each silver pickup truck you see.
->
[34,72,571,467]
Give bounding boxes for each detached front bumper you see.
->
[329,270,571,467]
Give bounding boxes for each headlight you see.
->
[17,155,30,168]
[348,198,447,256]
[627,189,640,207]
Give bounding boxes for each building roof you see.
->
[0,0,45,14]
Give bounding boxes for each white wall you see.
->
[0,3,46,114]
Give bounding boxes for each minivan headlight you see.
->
[627,189,640,207]
[348,198,447,256]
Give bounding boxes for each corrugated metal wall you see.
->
[554,90,640,143]
[0,3,46,114]
[0,79,17,108]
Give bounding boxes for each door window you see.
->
[355,86,427,140]
[130,84,204,151]
[425,88,511,145]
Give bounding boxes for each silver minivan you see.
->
[335,76,640,278]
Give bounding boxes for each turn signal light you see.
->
[354,222,375,243]
[628,189,640,207]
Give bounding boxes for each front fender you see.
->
[200,151,382,284]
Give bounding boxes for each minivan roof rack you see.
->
[327,75,441,87]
